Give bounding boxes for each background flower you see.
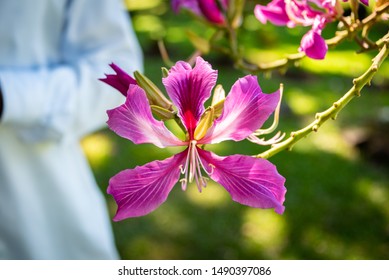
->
[172,0,229,25]
[255,0,341,59]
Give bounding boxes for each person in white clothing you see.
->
[0,0,143,259]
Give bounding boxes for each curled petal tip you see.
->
[275,204,285,215]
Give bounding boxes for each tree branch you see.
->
[256,37,389,159]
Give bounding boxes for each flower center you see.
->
[179,140,214,192]
[183,110,197,139]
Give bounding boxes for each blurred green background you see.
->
[83,0,389,259]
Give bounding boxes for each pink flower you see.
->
[255,0,341,59]
[172,0,229,25]
[104,57,286,220]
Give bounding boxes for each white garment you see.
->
[0,0,143,259]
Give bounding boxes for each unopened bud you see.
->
[161,67,169,78]
[134,71,173,110]
[151,105,176,120]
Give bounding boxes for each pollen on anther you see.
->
[180,178,188,191]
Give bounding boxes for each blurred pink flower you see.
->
[255,0,341,59]
[103,57,286,220]
[172,0,229,25]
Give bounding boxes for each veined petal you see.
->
[163,57,218,136]
[107,84,184,148]
[198,149,286,214]
[99,63,137,96]
[201,75,280,144]
[108,152,187,220]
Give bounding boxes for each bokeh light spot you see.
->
[81,133,114,168]
[241,209,287,257]
[186,181,229,208]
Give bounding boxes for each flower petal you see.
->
[254,0,291,26]
[162,57,217,136]
[201,75,280,144]
[198,149,286,214]
[99,63,137,96]
[107,84,184,148]
[299,29,328,60]
[108,152,187,220]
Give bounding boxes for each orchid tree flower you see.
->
[102,57,286,220]
[172,0,229,25]
[254,0,342,59]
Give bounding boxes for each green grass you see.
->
[83,1,389,259]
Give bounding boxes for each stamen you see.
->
[188,140,197,183]
[178,140,212,192]
[254,84,283,136]
[196,176,208,193]
[247,131,286,146]
[180,178,187,191]
[179,164,185,174]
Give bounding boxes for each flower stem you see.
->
[256,37,389,159]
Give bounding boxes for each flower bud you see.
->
[151,105,176,120]
[134,71,173,110]
[161,67,169,78]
